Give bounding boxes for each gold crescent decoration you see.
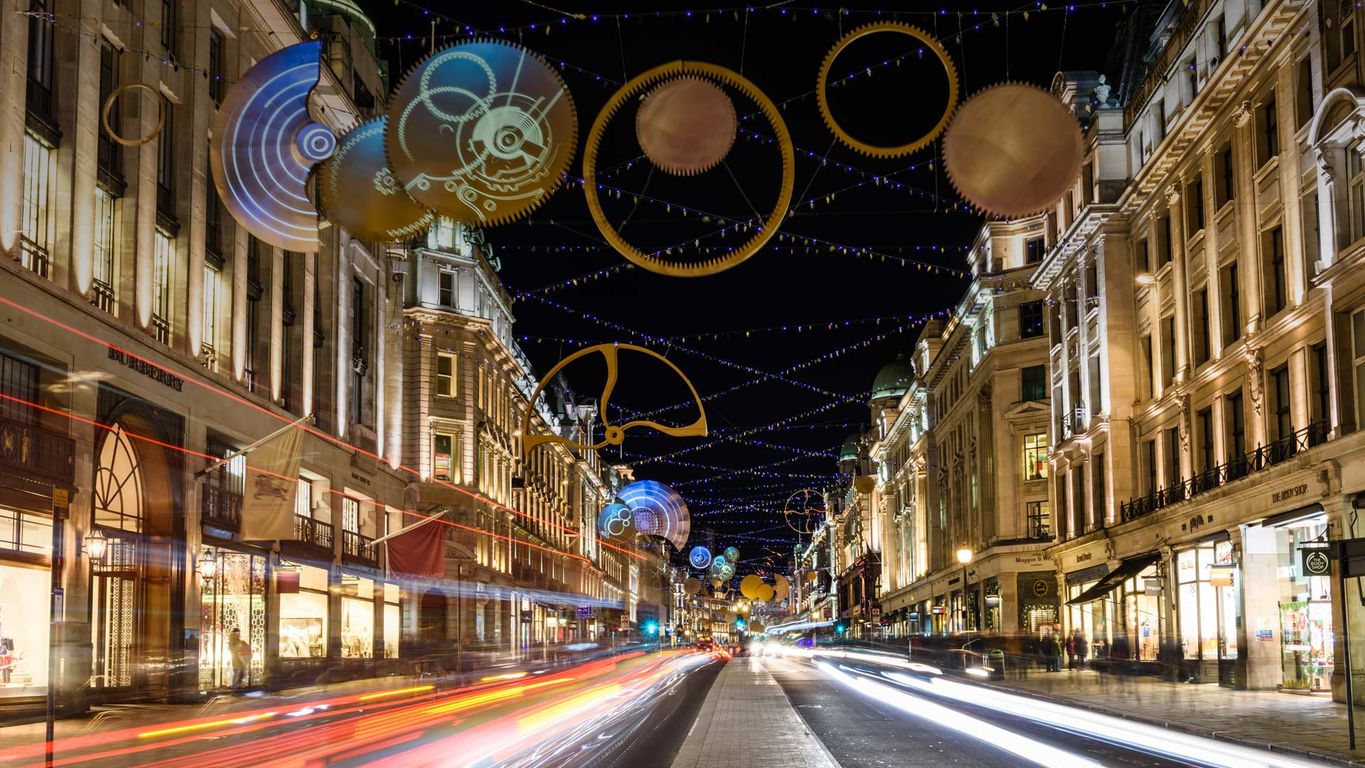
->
[102,82,169,147]
[582,60,795,277]
[816,22,959,159]
[521,343,707,457]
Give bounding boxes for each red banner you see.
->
[387,516,447,578]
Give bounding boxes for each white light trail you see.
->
[817,662,1105,768]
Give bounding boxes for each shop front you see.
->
[1066,554,1163,670]
[278,561,329,661]
[0,541,51,702]
[340,573,376,659]
[1017,571,1059,639]
[1175,539,1239,686]
[197,544,266,690]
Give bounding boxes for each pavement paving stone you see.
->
[992,667,1364,765]
[669,656,839,768]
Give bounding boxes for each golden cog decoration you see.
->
[636,76,737,176]
[943,82,1085,218]
[783,488,827,535]
[316,117,433,242]
[583,61,795,277]
[386,39,578,227]
[102,83,168,147]
[816,22,959,159]
[521,343,707,457]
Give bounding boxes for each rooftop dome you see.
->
[838,432,861,464]
[870,354,913,403]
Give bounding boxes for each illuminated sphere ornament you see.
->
[598,503,633,540]
[943,83,1085,218]
[773,573,790,602]
[386,40,577,227]
[710,578,723,589]
[316,117,433,242]
[617,480,691,550]
[749,621,766,634]
[757,583,776,603]
[211,41,336,252]
[689,546,713,570]
[739,574,765,600]
[683,577,701,595]
[636,77,737,176]
[710,555,735,581]
[723,546,740,564]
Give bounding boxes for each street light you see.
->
[956,548,974,633]
[82,529,108,561]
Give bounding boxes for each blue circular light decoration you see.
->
[689,546,712,570]
[709,555,734,581]
[723,546,740,563]
[617,479,691,549]
[597,502,632,539]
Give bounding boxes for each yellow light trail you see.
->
[358,685,437,701]
[137,712,280,740]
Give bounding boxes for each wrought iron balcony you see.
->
[1120,421,1329,523]
[293,514,333,549]
[202,484,242,528]
[90,279,116,313]
[18,236,50,279]
[342,529,375,560]
[0,416,74,484]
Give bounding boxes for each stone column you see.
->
[1240,524,1282,689]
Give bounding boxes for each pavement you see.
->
[988,666,1362,765]
[669,655,839,768]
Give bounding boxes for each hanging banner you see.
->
[388,514,447,578]
[240,427,303,541]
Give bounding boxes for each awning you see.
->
[1258,504,1325,529]
[1066,552,1161,605]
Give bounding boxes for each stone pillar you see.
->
[1240,525,1281,689]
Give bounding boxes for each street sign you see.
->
[576,605,592,618]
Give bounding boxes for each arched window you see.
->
[94,424,143,532]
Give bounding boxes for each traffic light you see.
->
[644,620,659,637]
[735,618,747,630]
[834,621,848,635]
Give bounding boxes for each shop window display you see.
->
[1277,517,1334,691]
[280,563,328,658]
[1178,542,1239,673]
[198,547,265,690]
[383,584,400,659]
[0,563,49,695]
[341,574,374,658]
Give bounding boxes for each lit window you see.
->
[1023,433,1048,481]
[436,352,456,397]
[20,131,52,276]
[93,187,118,313]
[438,270,457,308]
[152,228,174,342]
[94,424,144,532]
[433,432,457,482]
[202,264,219,360]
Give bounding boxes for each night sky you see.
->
[357,0,1128,571]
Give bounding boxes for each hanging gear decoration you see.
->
[211,41,336,253]
[386,40,577,228]
[943,83,1085,217]
[597,502,633,539]
[617,479,691,550]
[783,488,828,535]
[684,577,702,595]
[740,574,766,600]
[522,343,707,457]
[583,60,795,277]
[635,76,737,176]
[102,83,168,147]
[689,546,714,570]
[773,573,790,602]
[722,546,740,564]
[710,555,735,581]
[315,116,433,242]
[816,22,958,159]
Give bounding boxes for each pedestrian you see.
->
[1043,631,1059,672]
[229,628,252,689]
[1072,629,1088,670]
[1065,633,1076,670]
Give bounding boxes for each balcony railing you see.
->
[18,236,50,279]
[202,484,242,528]
[1120,421,1329,523]
[293,514,333,549]
[1058,405,1088,440]
[0,417,74,484]
[342,529,375,560]
[91,279,115,313]
[151,314,170,344]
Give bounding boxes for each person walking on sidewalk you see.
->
[1043,631,1061,672]
[229,628,252,689]
[1071,629,1088,670]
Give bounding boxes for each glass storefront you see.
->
[1177,541,1239,683]
[341,574,374,658]
[0,561,50,696]
[280,563,329,659]
[198,546,266,690]
[384,584,400,659]
[1275,516,1334,691]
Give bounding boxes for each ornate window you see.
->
[94,424,143,532]
[1022,433,1048,481]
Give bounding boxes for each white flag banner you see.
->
[239,427,303,541]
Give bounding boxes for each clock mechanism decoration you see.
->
[635,76,737,176]
[583,60,795,277]
[783,488,828,535]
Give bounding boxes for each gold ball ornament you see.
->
[816,22,959,159]
[583,60,795,277]
[757,584,776,603]
[943,83,1085,218]
[684,577,701,595]
[740,574,765,600]
[636,77,737,176]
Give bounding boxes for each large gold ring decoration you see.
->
[583,61,795,278]
[102,83,169,147]
[816,22,958,159]
[521,343,707,457]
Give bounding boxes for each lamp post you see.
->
[956,547,974,633]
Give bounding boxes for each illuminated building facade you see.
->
[1031,0,1365,700]
[866,219,1057,641]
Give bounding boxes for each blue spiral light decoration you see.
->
[689,546,713,570]
[617,480,690,550]
[210,41,335,252]
[597,502,632,539]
